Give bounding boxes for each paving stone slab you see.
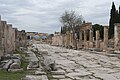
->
[66,72,92,79]
[52,75,65,79]
[51,69,66,75]
[35,70,46,75]
[59,78,72,80]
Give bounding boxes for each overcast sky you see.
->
[0,0,120,34]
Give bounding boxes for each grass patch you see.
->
[0,70,27,80]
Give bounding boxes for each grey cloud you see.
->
[0,0,119,33]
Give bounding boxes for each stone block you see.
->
[3,60,13,70]
[51,69,66,75]
[52,75,65,79]
[8,68,23,72]
[9,63,20,69]
[35,71,46,75]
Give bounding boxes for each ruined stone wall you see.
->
[0,17,4,57]
[2,21,7,54]
[8,24,13,53]
[52,34,63,46]
[0,16,27,58]
[114,23,120,50]
[12,28,16,51]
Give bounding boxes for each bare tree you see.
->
[60,10,83,49]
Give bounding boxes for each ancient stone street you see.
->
[35,44,120,80]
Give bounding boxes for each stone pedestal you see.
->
[114,23,120,50]
[103,26,108,51]
[96,31,100,48]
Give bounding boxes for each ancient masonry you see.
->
[0,16,27,58]
[51,22,120,51]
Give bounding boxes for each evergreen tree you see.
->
[109,2,116,39]
[119,6,120,22]
[92,24,104,40]
[115,10,119,23]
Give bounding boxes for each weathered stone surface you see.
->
[66,72,92,79]
[89,29,93,48]
[28,61,39,68]
[9,63,20,69]
[60,78,72,80]
[35,71,46,75]
[44,58,57,71]
[51,69,65,75]
[41,75,48,80]
[52,75,65,79]
[103,26,108,51]
[96,30,100,48]
[27,49,39,69]
[37,44,120,80]
[8,68,23,72]
[114,23,120,50]
[12,54,22,60]
[25,75,48,80]
[3,60,13,70]
[13,59,21,64]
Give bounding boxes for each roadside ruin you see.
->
[50,22,120,53]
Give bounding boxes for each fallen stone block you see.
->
[13,59,21,65]
[9,63,20,69]
[8,68,23,72]
[12,54,22,60]
[3,60,13,70]
[35,70,46,75]
[44,58,57,71]
[28,61,39,68]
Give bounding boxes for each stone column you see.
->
[66,31,69,47]
[96,30,100,48]
[69,30,73,48]
[103,26,108,51]
[89,29,93,48]
[64,34,67,47]
[71,31,74,48]
[114,23,120,50]
[68,31,70,48]
[79,30,82,49]
[84,30,87,48]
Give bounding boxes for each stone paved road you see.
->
[37,44,120,80]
